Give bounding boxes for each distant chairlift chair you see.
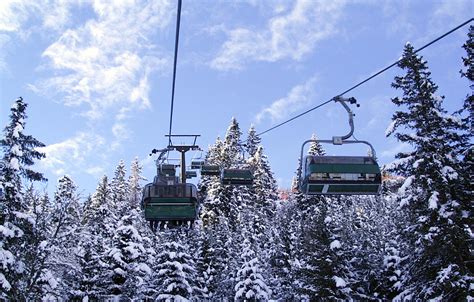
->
[200,165,221,176]
[221,168,253,186]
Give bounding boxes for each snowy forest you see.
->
[0,26,472,302]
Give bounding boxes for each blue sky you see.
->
[0,0,472,196]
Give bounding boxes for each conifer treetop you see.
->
[1,97,46,182]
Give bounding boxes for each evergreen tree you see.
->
[458,25,474,250]
[73,238,104,300]
[111,160,129,216]
[222,117,243,168]
[78,176,116,299]
[49,175,82,297]
[246,125,261,158]
[153,231,196,301]
[83,175,116,240]
[22,187,59,300]
[459,25,474,132]
[267,202,298,300]
[201,119,248,230]
[0,97,46,299]
[128,157,146,209]
[247,146,277,249]
[0,97,46,182]
[308,133,326,156]
[386,43,471,300]
[234,238,271,301]
[105,211,151,298]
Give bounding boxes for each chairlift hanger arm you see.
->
[332,96,360,142]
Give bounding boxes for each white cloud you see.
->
[19,0,174,163]
[85,165,106,177]
[38,132,105,176]
[255,76,317,123]
[430,0,472,33]
[110,122,131,151]
[37,0,172,120]
[211,0,347,70]
[0,0,33,32]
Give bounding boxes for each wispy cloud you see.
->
[0,0,32,32]
[21,0,174,178]
[255,76,317,124]
[211,0,347,70]
[35,0,172,120]
[38,132,105,176]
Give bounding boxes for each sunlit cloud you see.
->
[38,132,105,176]
[211,0,347,70]
[255,76,317,124]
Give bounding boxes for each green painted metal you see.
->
[144,203,196,220]
[307,184,324,193]
[222,169,252,179]
[307,163,380,174]
[142,183,198,221]
[303,183,380,195]
[328,184,379,193]
[221,169,253,186]
[191,160,204,169]
[185,170,197,178]
[201,165,220,176]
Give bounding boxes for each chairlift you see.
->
[185,170,197,179]
[200,165,220,176]
[298,96,382,195]
[221,168,253,186]
[143,136,201,229]
[191,160,205,169]
[142,182,198,222]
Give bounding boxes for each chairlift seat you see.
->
[185,170,197,179]
[142,183,198,221]
[191,160,205,169]
[200,165,220,176]
[221,169,253,186]
[302,155,381,195]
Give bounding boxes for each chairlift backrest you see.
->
[221,168,253,186]
[200,165,220,176]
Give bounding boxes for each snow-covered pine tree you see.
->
[0,97,46,183]
[105,211,151,298]
[198,137,223,215]
[111,160,129,216]
[267,201,298,300]
[386,43,471,300]
[234,238,271,301]
[246,125,261,158]
[153,231,196,301]
[48,175,82,297]
[0,97,46,299]
[21,187,59,300]
[458,25,474,251]
[246,146,277,252]
[201,119,246,230]
[82,175,117,240]
[128,157,146,210]
[459,25,474,132]
[222,117,243,168]
[294,198,339,300]
[77,175,116,299]
[307,133,326,156]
